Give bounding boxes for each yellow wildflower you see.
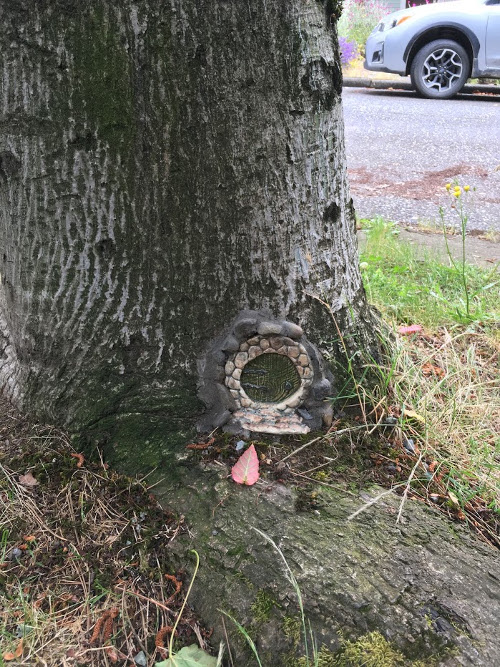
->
[464,185,470,192]
[454,190,461,198]
[445,183,451,191]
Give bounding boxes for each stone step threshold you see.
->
[232,406,310,435]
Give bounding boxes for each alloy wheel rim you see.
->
[422,48,463,92]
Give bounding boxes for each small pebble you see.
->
[384,416,398,425]
[134,651,147,666]
[16,624,34,638]
[403,438,415,454]
[212,530,218,536]
[10,547,22,560]
[297,408,313,420]
[235,440,245,452]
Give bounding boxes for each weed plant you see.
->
[359,217,499,331]
[357,217,499,537]
[439,182,499,322]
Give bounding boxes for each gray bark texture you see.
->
[1,6,499,664]
[157,464,500,666]
[0,0,376,451]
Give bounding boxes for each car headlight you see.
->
[375,14,412,33]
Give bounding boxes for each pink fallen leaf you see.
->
[397,324,423,336]
[18,472,39,487]
[231,445,260,486]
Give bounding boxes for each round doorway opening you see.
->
[240,353,300,403]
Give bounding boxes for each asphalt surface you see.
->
[342,85,500,232]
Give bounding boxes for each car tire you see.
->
[410,39,470,99]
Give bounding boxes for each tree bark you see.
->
[159,463,500,666]
[0,0,376,451]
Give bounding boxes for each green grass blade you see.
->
[218,610,263,667]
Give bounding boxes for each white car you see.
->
[364,0,500,98]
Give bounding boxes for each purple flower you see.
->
[339,36,359,66]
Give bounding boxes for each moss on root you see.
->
[282,615,302,648]
[290,632,405,666]
[333,632,406,666]
[251,590,281,625]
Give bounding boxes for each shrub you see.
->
[339,36,359,66]
[338,0,390,54]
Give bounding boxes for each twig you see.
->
[168,550,200,659]
[221,616,235,667]
[300,456,338,476]
[347,485,405,521]
[192,623,206,651]
[115,586,174,614]
[279,437,322,463]
[396,452,424,524]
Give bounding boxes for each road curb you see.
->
[343,77,500,96]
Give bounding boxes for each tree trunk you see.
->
[159,463,500,666]
[0,0,376,454]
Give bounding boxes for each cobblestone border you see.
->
[224,335,313,410]
[198,310,335,435]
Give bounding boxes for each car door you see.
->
[485,0,500,70]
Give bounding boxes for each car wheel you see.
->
[410,39,470,99]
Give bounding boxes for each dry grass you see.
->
[361,327,500,545]
[353,216,500,544]
[1,271,499,665]
[0,404,210,665]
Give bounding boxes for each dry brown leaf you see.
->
[3,640,23,661]
[18,472,38,487]
[105,646,120,662]
[422,363,445,378]
[14,640,23,658]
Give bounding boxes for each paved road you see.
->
[342,87,500,232]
